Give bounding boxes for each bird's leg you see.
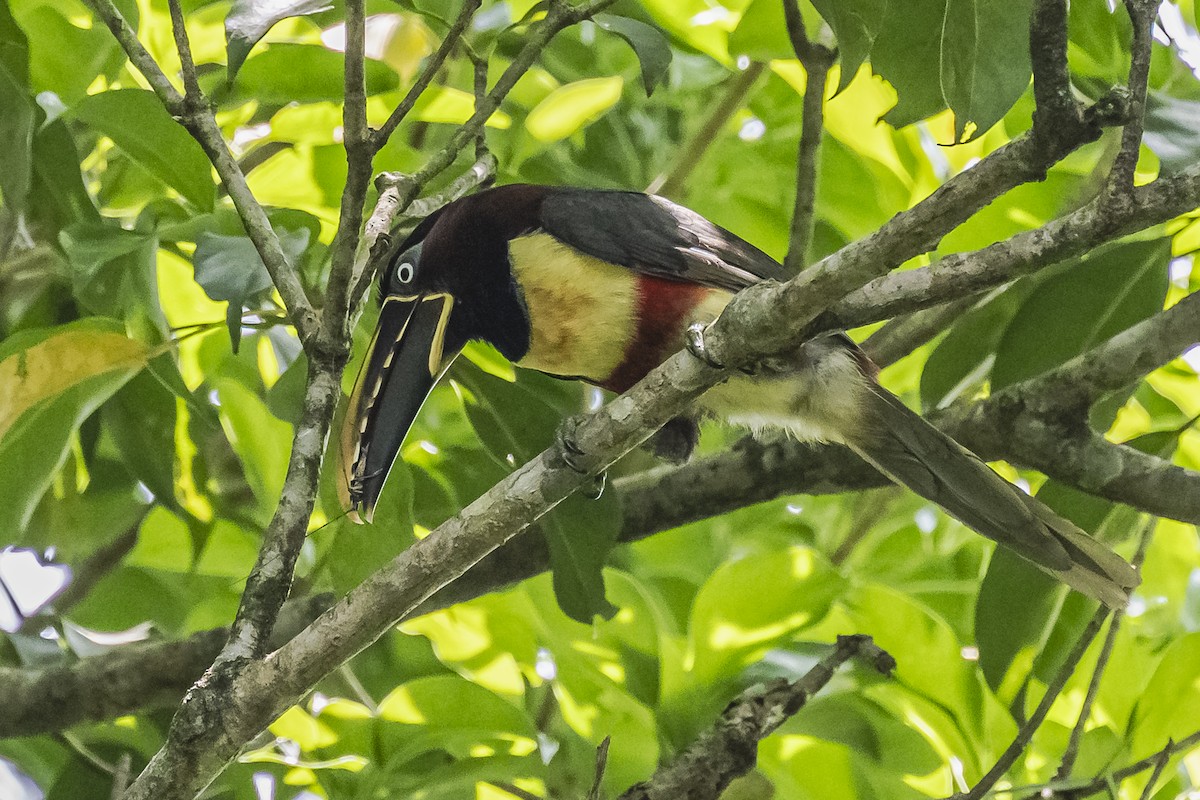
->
[644,416,700,464]
[555,414,606,499]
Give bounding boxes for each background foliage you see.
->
[1,0,1200,798]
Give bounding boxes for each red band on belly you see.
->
[601,275,709,393]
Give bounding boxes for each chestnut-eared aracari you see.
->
[337,184,1138,608]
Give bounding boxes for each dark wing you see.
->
[538,188,787,291]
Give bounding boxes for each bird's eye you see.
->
[396,262,414,284]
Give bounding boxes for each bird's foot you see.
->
[687,322,783,376]
[556,415,607,499]
[645,416,700,464]
[685,322,726,369]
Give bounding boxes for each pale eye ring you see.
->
[396,262,414,284]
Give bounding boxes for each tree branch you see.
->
[0,595,330,739]
[618,635,894,800]
[373,0,482,151]
[1029,0,1081,140]
[1106,0,1158,194]
[82,0,183,112]
[833,142,1199,330]
[781,0,834,274]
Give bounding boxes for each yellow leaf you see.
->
[525,77,624,142]
[0,329,148,443]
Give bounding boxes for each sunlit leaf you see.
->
[72,89,215,211]
[939,0,1033,142]
[0,320,149,534]
[525,76,624,142]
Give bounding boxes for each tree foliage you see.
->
[1,0,1199,799]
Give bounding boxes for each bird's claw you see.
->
[687,322,765,375]
[685,322,725,369]
[556,415,607,499]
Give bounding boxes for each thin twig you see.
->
[110,754,133,800]
[83,0,182,111]
[1055,521,1155,781]
[373,0,482,150]
[487,782,542,800]
[321,0,377,334]
[645,62,767,198]
[619,635,894,799]
[861,295,980,368]
[1135,744,1171,800]
[949,607,1110,800]
[1030,0,1081,139]
[1106,0,1158,194]
[781,0,834,273]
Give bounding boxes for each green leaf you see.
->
[1144,92,1200,176]
[871,0,949,128]
[541,490,620,622]
[939,0,1033,142]
[451,363,615,621]
[103,358,182,510]
[811,0,888,92]
[72,88,215,210]
[221,44,399,104]
[525,76,624,142]
[1130,632,1200,759]
[30,117,100,229]
[192,225,310,350]
[919,284,1032,410]
[214,378,292,525]
[225,0,334,80]
[0,319,149,535]
[60,223,164,334]
[728,0,795,61]
[872,0,1032,136]
[992,238,1170,390]
[688,547,844,685]
[594,14,672,96]
[0,3,33,211]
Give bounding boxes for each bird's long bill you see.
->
[338,292,457,523]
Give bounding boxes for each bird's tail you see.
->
[847,384,1139,608]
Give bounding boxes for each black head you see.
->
[338,186,544,522]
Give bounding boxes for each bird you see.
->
[336,184,1138,608]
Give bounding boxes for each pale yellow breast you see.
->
[508,233,639,379]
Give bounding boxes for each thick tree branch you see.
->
[781,1,834,273]
[618,635,894,800]
[0,595,330,739]
[834,154,1200,329]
